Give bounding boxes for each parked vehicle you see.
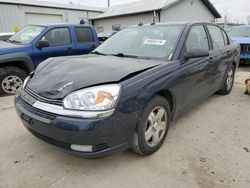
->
[98,31,117,43]
[0,24,99,95]
[15,22,240,158]
[0,32,14,41]
[227,25,250,64]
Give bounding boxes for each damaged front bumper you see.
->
[14,92,139,158]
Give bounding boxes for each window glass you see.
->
[9,25,45,44]
[75,27,94,43]
[186,25,209,52]
[207,25,225,49]
[42,28,71,47]
[95,25,185,60]
[228,27,250,38]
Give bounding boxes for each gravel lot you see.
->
[0,67,249,188]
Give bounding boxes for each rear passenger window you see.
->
[75,27,94,43]
[186,25,209,52]
[207,25,225,49]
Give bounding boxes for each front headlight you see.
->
[63,84,121,111]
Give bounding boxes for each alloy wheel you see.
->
[226,68,234,91]
[145,106,167,147]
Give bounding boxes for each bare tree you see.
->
[247,15,250,25]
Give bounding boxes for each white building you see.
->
[91,0,221,33]
[0,0,104,32]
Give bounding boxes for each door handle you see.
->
[91,45,96,50]
[67,47,74,52]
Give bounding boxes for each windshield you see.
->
[8,25,45,44]
[228,27,250,38]
[95,25,184,60]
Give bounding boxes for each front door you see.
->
[31,27,74,67]
[174,25,212,115]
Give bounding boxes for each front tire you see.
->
[131,96,171,156]
[0,66,27,95]
[217,64,235,95]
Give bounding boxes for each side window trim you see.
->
[38,27,72,47]
[221,29,229,45]
[182,24,210,56]
[206,24,225,50]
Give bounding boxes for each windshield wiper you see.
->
[91,51,108,56]
[110,53,152,60]
[110,53,139,58]
[7,39,22,44]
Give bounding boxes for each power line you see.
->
[212,0,220,5]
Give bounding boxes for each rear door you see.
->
[73,26,98,55]
[206,25,229,90]
[32,27,74,66]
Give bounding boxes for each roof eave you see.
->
[0,1,104,13]
[91,9,161,21]
[201,0,221,18]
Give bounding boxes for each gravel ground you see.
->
[0,67,249,188]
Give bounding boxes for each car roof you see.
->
[28,23,92,27]
[229,25,250,29]
[127,21,218,28]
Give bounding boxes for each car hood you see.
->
[0,40,22,49]
[231,37,250,44]
[27,54,163,99]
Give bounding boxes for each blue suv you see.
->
[228,25,250,64]
[0,24,99,95]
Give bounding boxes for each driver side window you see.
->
[186,25,209,52]
[41,28,71,47]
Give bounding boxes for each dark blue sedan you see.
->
[15,22,240,158]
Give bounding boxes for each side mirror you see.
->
[37,40,49,49]
[184,48,209,59]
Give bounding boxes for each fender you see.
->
[0,52,34,72]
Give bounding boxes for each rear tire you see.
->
[217,64,235,95]
[131,96,171,156]
[0,66,27,95]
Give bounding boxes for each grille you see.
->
[28,128,71,150]
[25,87,63,106]
[28,128,110,153]
[241,44,250,54]
[93,143,110,152]
[20,98,56,120]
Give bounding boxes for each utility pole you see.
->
[108,0,110,7]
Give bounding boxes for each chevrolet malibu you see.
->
[15,22,240,158]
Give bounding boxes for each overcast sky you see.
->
[43,0,250,23]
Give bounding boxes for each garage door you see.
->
[25,13,63,25]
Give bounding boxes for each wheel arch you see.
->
[155,89,176,119]
[0,53,34,73]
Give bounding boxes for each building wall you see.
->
[93,0,216,33]
[0,4,102,32]
[93,12,158,33]
[160,0,215,22]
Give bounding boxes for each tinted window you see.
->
[207,25,225,50]
[186,25,209,52]
[42,28,71,47]
[75,27,94,43]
